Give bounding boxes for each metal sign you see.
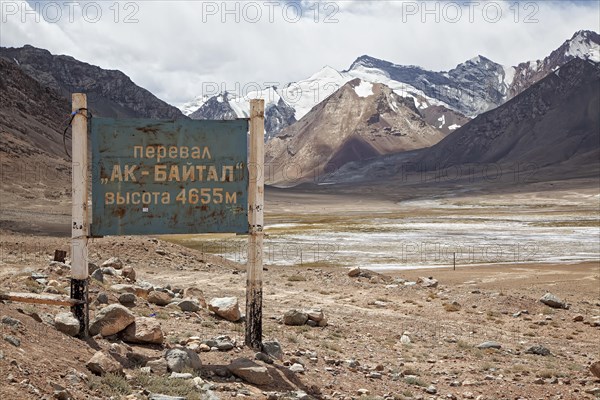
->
[91,118,249,236]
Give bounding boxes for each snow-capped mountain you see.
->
[266,78,444,186]
[182,30,599,139]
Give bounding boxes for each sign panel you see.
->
[91,118,249,236]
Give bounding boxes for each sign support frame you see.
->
[71,93,89,338]
[245,99,265,350]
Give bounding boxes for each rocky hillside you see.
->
[266,79,444,186]
[0,58,72,218]
[415,58,600,168]
[0,45,185,119]
[324,59,600,185]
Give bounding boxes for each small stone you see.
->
[400,334,411,344]
[3,335,20,347]
[573,315,584,322]
[357,388,370,395]
[283,309,308,326]
[306,308,325,322]
[417,276,439,288]
[165,348,202,372]
[169,372,193,379]
[91,269,104,283]
[540,293,567,309]
[122,266,136,281]
[118,293,137,306]
[348,267,361,277]
[255,352,274,364]
[96,293,109,304]
[1,316,22,328]
[289,363,305,373]
[262,341,282,360]
[525,345,551,356]
[477,341,502,350]
[425,385,437,394]
[148,395,186,400]
[102,257,123,270]
[177,299,200,312]
[54,313,80,337]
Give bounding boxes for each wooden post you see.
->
[246,99,265,350]
[71,93,89,338]
[453,252,456,271]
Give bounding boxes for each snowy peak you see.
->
[564,30,600,62]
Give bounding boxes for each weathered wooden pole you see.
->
[246,99,265,350]
[71,93,89,338]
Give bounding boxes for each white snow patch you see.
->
[566,33,600,62]
[448,124,461,131]
[437,114,446,129]
[354,80,374,98]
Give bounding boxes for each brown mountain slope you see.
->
[0,45,185,120]
[414,58,600,169]
[0,58,72,228]
[265,79,444,186]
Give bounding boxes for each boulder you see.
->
[147,358,168,375]
[540,293,567,309]
[89,304,135,337]
[54,313,80,337]
[101,257,123,270]
[348,267,361,277]
[283,309,308,326]
[208,297,241,322]
[148,291,173,306]
[228,357,273,385]
[165,348,202,372]
[122,317,164,344]
[86,351,123,376]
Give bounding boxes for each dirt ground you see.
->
[0,184,599,400]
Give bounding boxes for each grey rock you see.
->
[165,348,202,372]
[96,293,109,304]
[102,267,118,276]
[425,385,437,394]
[1,316,22,328]
[169,372,193,379]
[283,309,308,326]
[177,299,200,312]
[122,317,164,344]
[3,335,20,347]
[540,293,568,309]
[54,313,80,336]
[101,257,123,270]
[289,363,305,373]
[262,341,282,360]
[91,268,104,282]
[118,293,137,306]
[148,395,186,400]
[477,341,502,350]
[525,345,551,356]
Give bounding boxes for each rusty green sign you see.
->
[90,118,249,236]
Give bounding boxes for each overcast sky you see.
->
[1,0,599,106]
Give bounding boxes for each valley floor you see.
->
[0,181,599,399]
